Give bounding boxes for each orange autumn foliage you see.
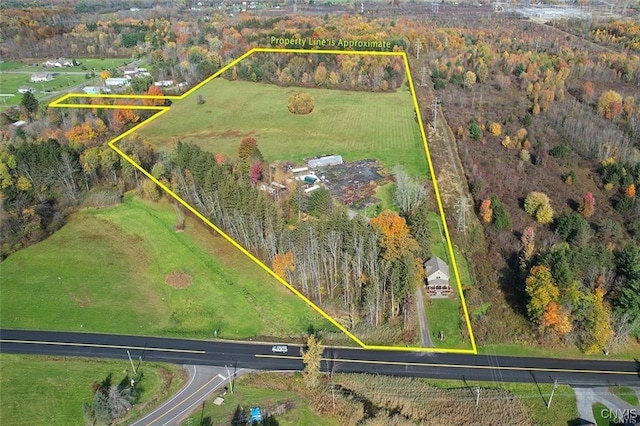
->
[370,210,419,261]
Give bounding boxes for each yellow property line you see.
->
[48,46,478,355]
[0,339,206,354]
[255,354,638,376]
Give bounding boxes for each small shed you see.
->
[424,256,452,298]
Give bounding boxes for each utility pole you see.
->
[547,379,559,409]
[431,97,439,130]
[415,39,421,59]
[127,350,137,375]
[225,365,234,393]
[455,197,470,234]
[474,386,481,407]
[420,67,427,87]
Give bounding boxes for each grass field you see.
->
[136,78,429,177]
[0,195,334,339]
[0,73,95,108]
[609,386,640,406]
[425,297,467,348]
[0,354,185,426]
[185,374,339,425]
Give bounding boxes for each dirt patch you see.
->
[165,270,193,289]
[68,292,92,307]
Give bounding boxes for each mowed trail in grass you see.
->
[138,78,428,177]
[0,354,185,426]
[0,195,333,339]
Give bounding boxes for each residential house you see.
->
[153,80,174,87]
[104,77,129,87]
[424,256,452,298]
[17,86,36,94]
[30,72,53,83]
[83,86,105,95]
[44,58,73,67]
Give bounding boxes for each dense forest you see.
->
[1,2,639,353]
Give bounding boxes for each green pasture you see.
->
[0,72,94,108]
[0,195,333,339]
[0,354,185,426]
[0,61,22,71]
[137,78,428,177]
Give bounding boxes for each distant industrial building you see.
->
[308,155,343,168]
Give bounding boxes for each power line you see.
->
[455,196,470,234]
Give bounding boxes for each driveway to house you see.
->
[415,287,434,347]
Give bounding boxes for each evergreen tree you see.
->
[21,91,39,115]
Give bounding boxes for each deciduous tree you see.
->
[302,334,323,388]
[525,265,560,322]
[524,191,554,224]
[370,210,419,262]
[479,199,492,223]
[597,89,623,120]
[579,192,596,218]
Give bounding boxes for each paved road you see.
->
[2,329,638,387]
[130,365,250,425]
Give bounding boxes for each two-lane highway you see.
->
[1,329,638,386]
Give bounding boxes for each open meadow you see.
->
[0,354,185,425]
[137,78,429,177]
[0,195,334,340]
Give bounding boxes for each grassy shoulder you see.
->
[0,194,334,340]
[477,339,640,361]
[0,354,185,426]
[609,386,640,406]
[137,78,428,177]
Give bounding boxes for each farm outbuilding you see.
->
[308,155,343,168]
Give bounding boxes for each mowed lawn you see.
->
[0,354,185,426]
[0,195,333,339]
[138,78,429,177]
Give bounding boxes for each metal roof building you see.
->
[308,155,343,168]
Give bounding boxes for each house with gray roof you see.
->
[424,256,452,298]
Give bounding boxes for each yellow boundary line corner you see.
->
[49,46,477,355]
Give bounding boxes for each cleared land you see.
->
[0,354,185,426]
[137,78,428,177]
[0,195,333,339]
